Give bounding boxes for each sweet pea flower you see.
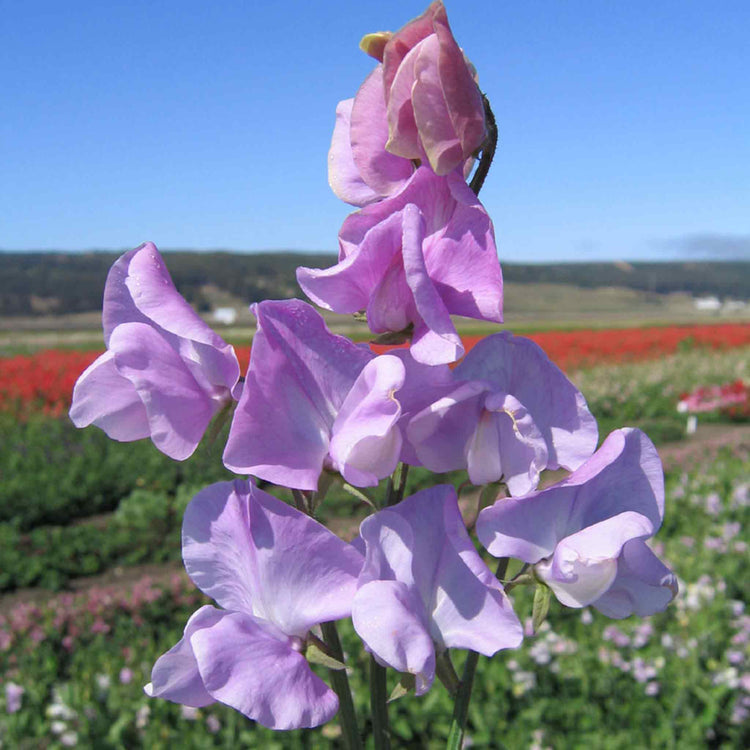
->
[224,299,406,489]
[298,167,502,365]
[362,1,486,176]
[70,243,240,460]
[352,485,523,694]
[407,332,598,493]
[476,429,678,618]
[145,480,363,730]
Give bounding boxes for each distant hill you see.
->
[0,251,747,317]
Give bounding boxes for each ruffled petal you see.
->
[455,332,596,471]
[328,98,382,207]
[144,605,223,707]
[69,350,150,442]
[352,580,436,695]
[593,539,678,618]
[182,480,362,636]
[109,322,214,460]
[190,611,338,730]
[223,300,372,489]
[329,355,405,486]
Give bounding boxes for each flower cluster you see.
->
[67,1,677,738]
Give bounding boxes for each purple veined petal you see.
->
[223,299,372,489]
[593,539,678,619]
[411,34,464,175]
[329,355,405,487]
[109,322,215,461]
[536,511,655,608]
[298,211,405,317]
[407,381,487,474]
[424,175,503,324]
[190,610,338,730]
[468,392,548,494]
[350,65,414,197]
[401,203,464,364]
[182,480,363,637]
[144,605,223,707]
[352,579,436,695]
[69,350,150,442]
[328,98,382,207]
[455,332,596,471]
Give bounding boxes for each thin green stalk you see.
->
[369,655,391,750]
[446,558,509,749]
[320,622,363,750]
[446,650,479,750]
[469,94,498,197]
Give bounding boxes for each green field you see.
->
[1,345,748,748]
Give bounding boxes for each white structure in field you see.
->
[211,307,238,325]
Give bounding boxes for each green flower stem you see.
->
[469,94,498,197]
[320,621,363,750]
[446,650,479,750]
[446,558,509,749]
[369,655,391,750]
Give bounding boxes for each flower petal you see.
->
[352,580,436,695]
[144,605,223,707]
[223,300,372,489]
[191,610,338,730]
[593,539,678,618]
[328,98,382,207]
[182,480,362,636]
[109,322,214,460]
[329,355,405,487]
[69,350,150,441]
[456,332,596,470]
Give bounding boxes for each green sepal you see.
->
[532,582,552,633]
[388,673,416,703]
[306,641,348,671]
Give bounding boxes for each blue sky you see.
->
[2,0,748,262]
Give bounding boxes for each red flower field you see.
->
[1,322,748,417]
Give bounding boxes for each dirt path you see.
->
[3,423,748,608]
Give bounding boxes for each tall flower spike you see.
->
[352,485,523,694]
[223,299,406,489]
[476,429,678,617]
[69,243,240,460]
[145,480,363,730]
[298,167,503,365]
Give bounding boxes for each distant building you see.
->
[211,307,237,325]
[693,296,721,311]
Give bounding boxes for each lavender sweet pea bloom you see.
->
[352,485,523,693]
[361,1,486,176]
[224,299,406,489]
[69,243,240,460]
[476,429,678,618]
[145,480,363,730]
[408,332,598,493]
[298,167,502,365]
